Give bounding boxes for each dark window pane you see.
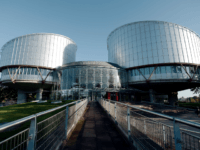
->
[177,66,182,73]
[189,66,194,74]
[197,67,200,74]
[27,68,31,75]
[130,70,133,76]
[24,68,27,74]
[171,66,177,73]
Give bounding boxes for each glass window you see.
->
[197,67,200,74]
[27,68,31,75]
[145,67,150,75]
[140,68,145,75]
[50,72,53,77]
[177,66,182,73]
[35,68,38,75]
[166,66,171,73]
[43,69,46,75]
[171,66,177,73]
[17,68,21,75]
[132,70,135,76]
[155,66,160,74]
[149,67,154,74]
[31,68,35,75]
[189,66,195,74]
[135,69,139,76]
[23,68,27,75]
[160,66,166,74]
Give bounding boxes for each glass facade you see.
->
[107,21,200,68]
[0,33,77,68]
[1,67,54,82]
[128,65,200,82]
[60,61,127,90]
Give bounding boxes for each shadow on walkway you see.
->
[59,101,132,150]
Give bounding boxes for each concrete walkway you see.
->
[60,101,132,150]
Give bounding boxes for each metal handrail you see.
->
[0,99,85,131]
[0,128,29,144]
[106,99,200,128]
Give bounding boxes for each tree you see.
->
[191,87,200,94]
[0,86,17,102]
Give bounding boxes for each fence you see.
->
[0,99,88,150]
[98,99,200,150]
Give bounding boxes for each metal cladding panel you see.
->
[107,21,200,68]
[0,33,77,68]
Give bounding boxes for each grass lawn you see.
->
[0,100,76,123]
[0,100,76,142]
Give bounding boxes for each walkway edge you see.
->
[57,104,89,150]
[97,102,135,150]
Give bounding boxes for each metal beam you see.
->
[181,64,191,79]
[7,67,13,81]
[43,71,52,82]
[136,68,147,80]
[12,66,20,80]
[191,65,198,81]
[37,67,44,80]
[148,66,157,81]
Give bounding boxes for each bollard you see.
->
[28,115,37,150]
[65,106,69,138]
[173,118,182,150]
[127,106,131,140]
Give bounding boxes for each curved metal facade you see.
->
[0,33,77,68]
[60,61,127,90]
[107,21,200,68]
[0,33,76,83]
[107,21,200,85]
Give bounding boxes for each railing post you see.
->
[133,118,136,127]
[144,120,146,134]
[127,106,131,140]
[115,102,117,124]
[173,118,182,150]
[109,100,110,116]
[65,106,69,138]
[28,115,37,150]
[163,124,166,146]
[75,101,78,123]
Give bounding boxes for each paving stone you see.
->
[61,102,131,150]
[83,129,96,137]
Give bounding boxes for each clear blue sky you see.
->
[0,0,200,98]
